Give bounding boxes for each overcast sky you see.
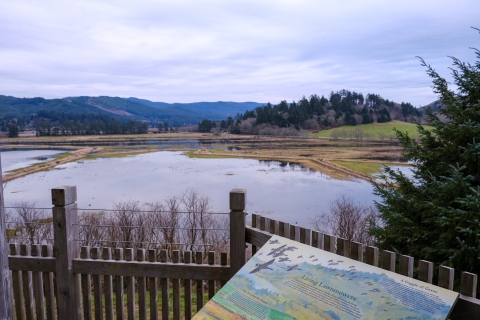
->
[0,0,478,106]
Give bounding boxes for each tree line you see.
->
[198,90,423,135]
[1,111,153,136]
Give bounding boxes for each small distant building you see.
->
[148,128,160,134]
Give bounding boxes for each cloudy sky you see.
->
[0,0,478,106]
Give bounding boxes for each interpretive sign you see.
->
[193,235,459,319]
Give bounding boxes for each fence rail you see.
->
[3,186,480,320]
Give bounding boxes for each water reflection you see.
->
[1,149,67,174]
[3,151,379,227]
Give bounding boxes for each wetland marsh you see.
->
[0,134,407,226]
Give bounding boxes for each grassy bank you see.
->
[312,120,432,139]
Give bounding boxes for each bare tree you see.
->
[79,211,108,247]
[7,190,231,262]
[110,201,141,250]
[310,194,378,246]
[162,196,181,252]
[10,201,52,244]
[182,189,200,252]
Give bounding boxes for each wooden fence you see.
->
[4,186,480,319]
[6,186,246,320]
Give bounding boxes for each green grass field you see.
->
[312,120,432,139]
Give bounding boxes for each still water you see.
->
[1,149,67,174]
[2,150,379,227]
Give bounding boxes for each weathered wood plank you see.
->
[351,242,363,262]
[75,267,82,320]
[323,234,336,253]
[125,249,135,320]
[42,245,56,320]
[230,189,246,211]
[136,249,147,320]
[183,251,192,320]
[312,231,323,249]
[449,295,480,320]
[208,252,215,299]
[289,225,297,241]
[31,244,46,320]
[102,248,114,320]
[251,214,258,228]
[230,189,246,278]
[52,186,79,320]
[0,151,13,319]
[269,219,278,235]
[251,214,257,255]
[418,260,433,284]
[148,249,158,320]
[300,228,311,245]
[381,250,396,272]
[160,250,169,320]
[8,256,56,272]
[259,216,266,232]
[172,250,180,320]
[460,272,478,298]
[196,251,204,311]
[399,255,414,278]
[279,222,290,239]
[20,244,35,320]
[366,246,379,267]
[51,186,77,206]
[245,226,272,248]
[10,244,25,320]
[81,247,92,320]
[438,265,454,290]
[113,248,124,320]
[220,252,228,288]
[92,247,104,320]
[337,238,350,258]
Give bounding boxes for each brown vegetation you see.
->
[6,190,229,263]
[310,193,379,246]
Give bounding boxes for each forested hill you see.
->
[0,95,264,127]
[203,90,427,134]
[126,98,264,120]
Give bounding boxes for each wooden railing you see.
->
[6,186,246,320]
[246,214,480,320]
[4,186,480,319]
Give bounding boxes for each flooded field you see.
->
[1,149,67,174]
[2,151,379,227]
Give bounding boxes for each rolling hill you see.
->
[0,95,264,126]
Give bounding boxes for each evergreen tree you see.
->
[371,38,480,285]
[8,123,18,138]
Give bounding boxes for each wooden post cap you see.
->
[52,186,77,206]
[230,189,246,211]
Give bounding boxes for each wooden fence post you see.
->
[52,186,80,320]
[381,250,396,272]
[399,255,414,278]
[230,189,246,278]
[0,150,14,320]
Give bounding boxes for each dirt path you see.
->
[2,147,103,182]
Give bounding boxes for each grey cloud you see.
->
[0,0,478,105]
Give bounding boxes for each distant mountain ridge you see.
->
[0,95,265,126]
